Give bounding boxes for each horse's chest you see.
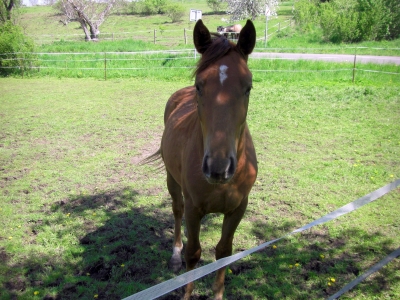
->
[188,183,244,214]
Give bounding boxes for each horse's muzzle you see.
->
[202,155,236,184]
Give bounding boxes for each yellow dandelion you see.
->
[8,236,12,239]
[92,213,96,216]
[370,177,374,180]
[330,278,336,283]
[228,268,232,274]
[272,245,277,249]
[34,291,39,296]
[328,282,332,286]
[66,213,71,217]
[320,254,325,259]
[353,164,358,167]
[120,264,125,267]
[390,174,394,178]
[94,294,98,298]
[289,265,293,269]
[295,263,300,268]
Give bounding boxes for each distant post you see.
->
[264,5,271,48]
[189,9,202,58]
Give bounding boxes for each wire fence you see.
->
[27,19,295,46]
[1,49,399,82]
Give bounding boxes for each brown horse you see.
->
[217,24,243,39]
[147,20,257,299]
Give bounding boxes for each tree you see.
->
[225,0,278,21]
[1,0,17,23]
[56,0,117,41]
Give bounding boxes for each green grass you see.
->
[0,77,399,299]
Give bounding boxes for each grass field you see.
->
[0,76,399,299]
[17,1,400,55]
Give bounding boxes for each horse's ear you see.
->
[193,19,212,54]
[236,20,256,57]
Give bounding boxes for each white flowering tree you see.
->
[226,0,278,21]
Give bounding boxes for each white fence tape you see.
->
[123,179,400,300]
[327,247,400,300]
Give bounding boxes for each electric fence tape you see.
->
[123,179,400,300]
[327,247,400,300]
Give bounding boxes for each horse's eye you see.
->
[245,86,252,96]
[195,84,202,96]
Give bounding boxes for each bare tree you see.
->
[57,0,116,41]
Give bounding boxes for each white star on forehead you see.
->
[219,65,228,85]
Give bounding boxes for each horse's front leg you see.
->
[213,197,248,300]
[182,199,203,300]
[167,171,184,272]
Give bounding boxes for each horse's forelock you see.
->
[194,35,241,77]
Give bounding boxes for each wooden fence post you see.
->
[104,52,107,81]
[184,28,187,45]
[352,49,357,83]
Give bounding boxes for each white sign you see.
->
[265,5,271,17]
[190,9,202,22]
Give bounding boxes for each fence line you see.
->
[123,179,400,300]
[27,19,295,45]
[1,51,399,82]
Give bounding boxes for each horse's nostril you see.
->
[202,155,236,183]
[228,156,236,177]
[202,155,211,179]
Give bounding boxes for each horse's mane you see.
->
[194,34,242,77]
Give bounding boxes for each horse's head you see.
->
[193,20,256,184]
[217,26,225,33]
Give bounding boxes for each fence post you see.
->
[278,22,280,32]
[352,48,357,83]
[20,54,24,78]
[264,16,268,48]
[154,29,156,44]
[104,52,107,81]
[184,28,187,45]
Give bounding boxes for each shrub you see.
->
[0,21,35,76]
[141,0,168,15]
[384,0,400,40]
[165,3,184,22]
[207,0,224,13]
[293,0,398,43]
[293,0,320,31]
[319,0,360,43]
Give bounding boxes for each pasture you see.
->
[1,75,399,299]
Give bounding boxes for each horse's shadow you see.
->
[3,188,398,300]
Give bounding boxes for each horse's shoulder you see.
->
[164,86,196,124]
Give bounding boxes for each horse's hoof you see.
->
[169,254,182,273]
